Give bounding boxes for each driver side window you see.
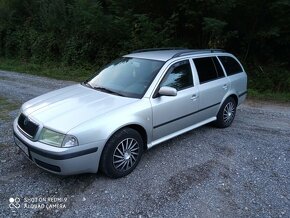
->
[160,60,193,91]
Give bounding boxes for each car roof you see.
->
[124,49,226,61]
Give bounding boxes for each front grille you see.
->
[18,114,39,138]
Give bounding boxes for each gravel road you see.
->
[0,70,289,218]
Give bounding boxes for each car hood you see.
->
[22,84,138,133]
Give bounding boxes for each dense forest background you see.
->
[0,0,289,97]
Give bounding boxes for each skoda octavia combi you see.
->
[13,49,247,178]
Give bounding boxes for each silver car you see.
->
[13,49,247,178]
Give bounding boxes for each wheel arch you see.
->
[228,94,238,105]
[217,93,239,115]
[126,124,148,151]
[102,123,148,152]
[222,92,238,106]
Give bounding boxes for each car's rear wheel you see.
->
[216,97,237,128]
[100,128,143,178]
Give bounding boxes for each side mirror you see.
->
[158,86,177,97]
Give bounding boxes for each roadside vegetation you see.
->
[0,96,19,121]
[0,0,289,101]
[0,58,92,81]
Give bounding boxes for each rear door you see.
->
[218,56,247,101]
[192,56,229,121]
[150,60,199,141]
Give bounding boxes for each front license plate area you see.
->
[14,136,29,156]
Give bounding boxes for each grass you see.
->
[0,96,19,121]
[0,58,95,82]
[247,89,290,103]
[0,57,289,102]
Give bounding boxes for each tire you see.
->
[215,97,237,128]
[100,128,143,178]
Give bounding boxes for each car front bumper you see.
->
[13,119,105,175]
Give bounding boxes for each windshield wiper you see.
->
[82,81,93,88]
[93,86,124,96]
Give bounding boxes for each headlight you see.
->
[62,135,79,147]
[39,128,79,147]
[39,128,65,147]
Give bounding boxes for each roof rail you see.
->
[172,49,225,58]
[131,47,188,53]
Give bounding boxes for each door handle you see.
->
[222,84,228,90]
[190,94,198,101]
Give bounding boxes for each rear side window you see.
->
[219,56,243,76]
[212,57,225,78]
[193,57,225,84]
[160,60,193,91]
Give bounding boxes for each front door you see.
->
[150,60,199,142]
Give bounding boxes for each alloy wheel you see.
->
[113,138,139,171]
[223,102,235,125]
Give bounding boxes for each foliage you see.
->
[0,57,93,81]
[0,0,289,94]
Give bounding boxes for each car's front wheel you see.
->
[215,97,237,128]
[100,128,143,178]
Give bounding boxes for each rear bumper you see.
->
[13,119,105,175]
[238,91,247,105]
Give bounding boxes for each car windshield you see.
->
[87,57,164,98]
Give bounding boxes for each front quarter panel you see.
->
[67,98,152,151]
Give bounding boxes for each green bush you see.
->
[248,65,290,93]
[0,0,289,95]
